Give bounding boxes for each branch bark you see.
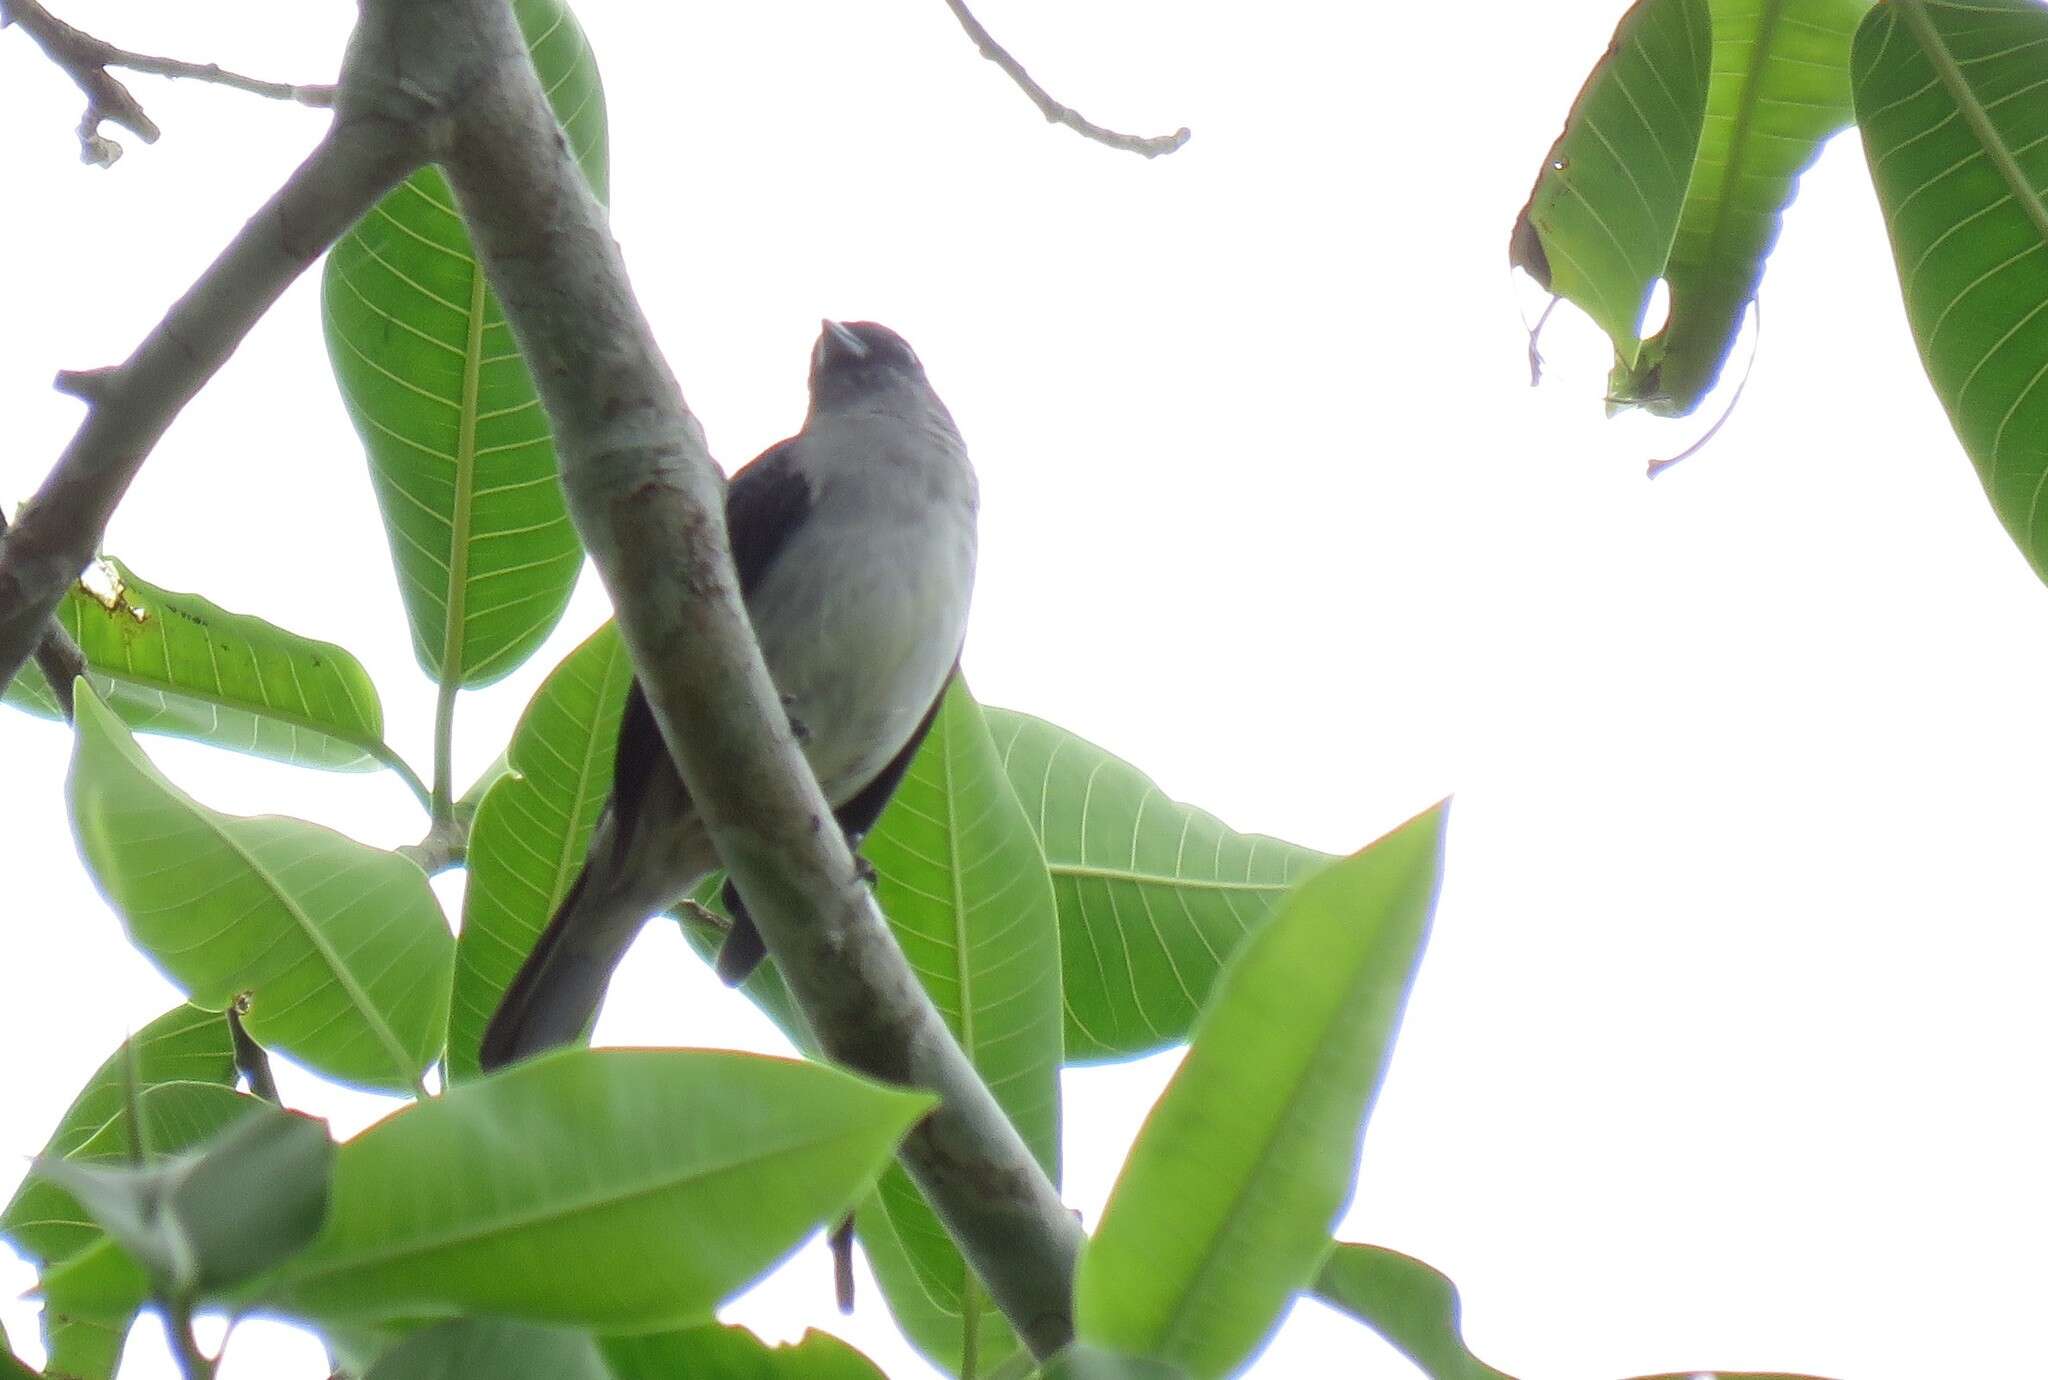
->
[941,0,1189,159]
[2,0,1084,1353]
[382,0,1084,1354]
[2,0,332,164]
[0,96,421,693]
[0,509,85,718]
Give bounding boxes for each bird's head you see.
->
[807,320,929,412]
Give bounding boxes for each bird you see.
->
[478,320,978,1071]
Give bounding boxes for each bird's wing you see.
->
[608,437,815,850]
[832,661,958,840]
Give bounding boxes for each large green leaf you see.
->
[3,559,421,799]
[1076,805,1446,1378]
[364,1321,612,1380]
[604,1324,887,1380]
[983,708,1331,1063]
[852,681,1064,1378]
[322,0,607,687]
[1312,1243,1514,1380]
[5,1083,267,1269]
[257,1049,929,1331]
[1614,0,1868,414]
[1854,0,2048,585]
[1511,0,1715,367]
[449,623,633,1080]
[67,684,452,1094]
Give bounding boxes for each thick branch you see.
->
[0,510,84,718]
[941,0,1189,159]
[2,0,332,163]
[0,101,422,693]
[395,0,1082,1354]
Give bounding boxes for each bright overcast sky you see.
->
[7,2,2048,1377]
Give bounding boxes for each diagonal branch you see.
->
[0,86,424,693]
[941,0,1189,159]
[382,0,1084,1355]
[0,509,85,719]
[1,0,332,165]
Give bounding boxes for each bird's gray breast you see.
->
[746,411,977,803]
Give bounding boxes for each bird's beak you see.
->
[821,319,870,363]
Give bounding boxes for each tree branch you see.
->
[391,0,1083,1354]
[1,0,332,164]
[941,0,1189,159]
[0,98,422,694]
[0,509,84,719]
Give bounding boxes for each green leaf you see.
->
[259,1048,930,1331]
[1853,0,2048,585]
[66,683,452,1094]
[38,1239,150,1330]
[3,1005,235,1204]
[5,1083,266,1269]
[2,559,421,798]
[1312,1243,1514,1380]
[1076,805,1447,1379]
[1039,1346,1188,1380]
[847,682,1063,1377]
[31,1105,331,1298]
[321,0,607,688]
[604,1324,887,1380]
[448,623,634,1081]
[364,1320,612,1380]
[1510,0,1714,367]
[39,1313,125,1380]
[1613,0,1868,415]
[984,708,1332,1063]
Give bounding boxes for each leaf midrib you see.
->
[1048,862,1294,894]
[1692,0,1786,277]
[277,1117,904,1292]
[1140,910,1401,1363]
[1897,0,2048,252]
[204,822,426,1097]
[93,717,426,1097]
[93,667,421,794]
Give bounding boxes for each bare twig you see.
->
[1,0,331,164]
[0,509,84,719]
[941,0,1189,158]
[0,104,421,693]
[404,0,1083,1353]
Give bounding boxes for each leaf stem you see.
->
[430,676,458,830]
[961,1274,981,1379]
[162,1296,216,1380]
[371,739,434,816]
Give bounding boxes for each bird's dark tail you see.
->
[479,865,647,1072]
[713,877,768,986]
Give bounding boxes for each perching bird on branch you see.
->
[480,320,978,1071]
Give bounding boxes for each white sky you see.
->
[6,2,2048,1377]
